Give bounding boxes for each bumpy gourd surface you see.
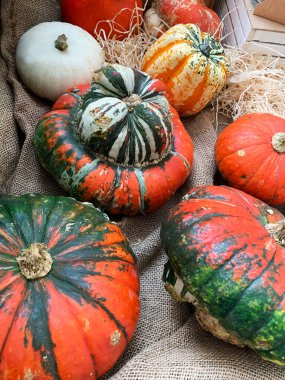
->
[161,185,285,365]
[0,194,139,379]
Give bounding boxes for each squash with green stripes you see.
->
[142,23,230,116]
[35,64,194,215]
[0,193,139,378]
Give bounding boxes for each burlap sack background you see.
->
[1,1,285,379]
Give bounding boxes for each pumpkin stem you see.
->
[16,243,53,280]
[55,34,68,51]
[272,132,285,153]
[265,220,285,246]
[199,42,212,58]
[122,94,142,112]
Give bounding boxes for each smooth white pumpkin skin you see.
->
[16,22,105,101]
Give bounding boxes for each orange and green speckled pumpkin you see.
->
[0,194,139,379]
[215,113,285,206]
[34,64,194,216]
[147,0,221,39]
[142,23,230,116]
[162,185,285,365]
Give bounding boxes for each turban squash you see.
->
[34,64,194,216]
[142,23,230,116]
[161,185,285,365]
[215,113,285,206]
[0,194,139,379]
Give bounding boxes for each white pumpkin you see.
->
[16,22,105,101]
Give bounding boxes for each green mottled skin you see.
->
[0,194,139,379]
[34,65,194,216]
[161,185,285,365]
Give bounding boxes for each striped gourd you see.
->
[34,64,194,216]
[142,24,230,116]
[78,65,172,166]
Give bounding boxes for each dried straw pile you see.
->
[94,4,285,125]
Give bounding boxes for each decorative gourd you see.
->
[215,113,285,206]
[161,185,285,365]
[144,0,221,39]
[0,194,139,379]
[60,0,143,40]
[34,64,194,216]
[16,22,104,102]
[142,24,230,116]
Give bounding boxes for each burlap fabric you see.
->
[1,1,285,379]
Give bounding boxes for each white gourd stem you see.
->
[265,219,285,246]
[16,243,53,279]
[272,132,285,153]
[123,94,142,111]
[54,34,68,51]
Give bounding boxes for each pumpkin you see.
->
[0,193,139,379]
[34,64,194,216]
[16,22,104,102]
[142,24,230,116]
[60,0,143,40]
[215,113,285,206]
[161,184,285,365]
[144,0,221,39]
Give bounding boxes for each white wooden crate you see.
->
[214,0,285,60]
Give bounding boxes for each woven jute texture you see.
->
[1,0,285,379]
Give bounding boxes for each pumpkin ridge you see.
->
[0,252,18,264]
[1,203,30,248]
[217,148,275,191]
[55,255,135,266]
[31,281,60,379]
[46,280,99,377]
[197,242,249,296]
[0,285,27,362]
[221,254,285,344]
[238,152,279,192]
[216,142,270,165]
[268,154,282,205]
[143,40,188,72]
[221,253,276,331]
[49,273,129,341]
[252,311,285,354]
[170,151,191,172]
[221,187,266,222]
[247,285,285,347]
[99,168,123,212]
[134,168,147,213]
[31,196,58,245]
[176,61,210,115]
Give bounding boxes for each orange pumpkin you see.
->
[215,113,285,206]
[60,0,143,40]
[142,24,229,116]
[144,0,221,39]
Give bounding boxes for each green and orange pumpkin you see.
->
[0,194,139,379]
[144,0,222,39]
[34,64,194,216]
[161,185,285,365]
